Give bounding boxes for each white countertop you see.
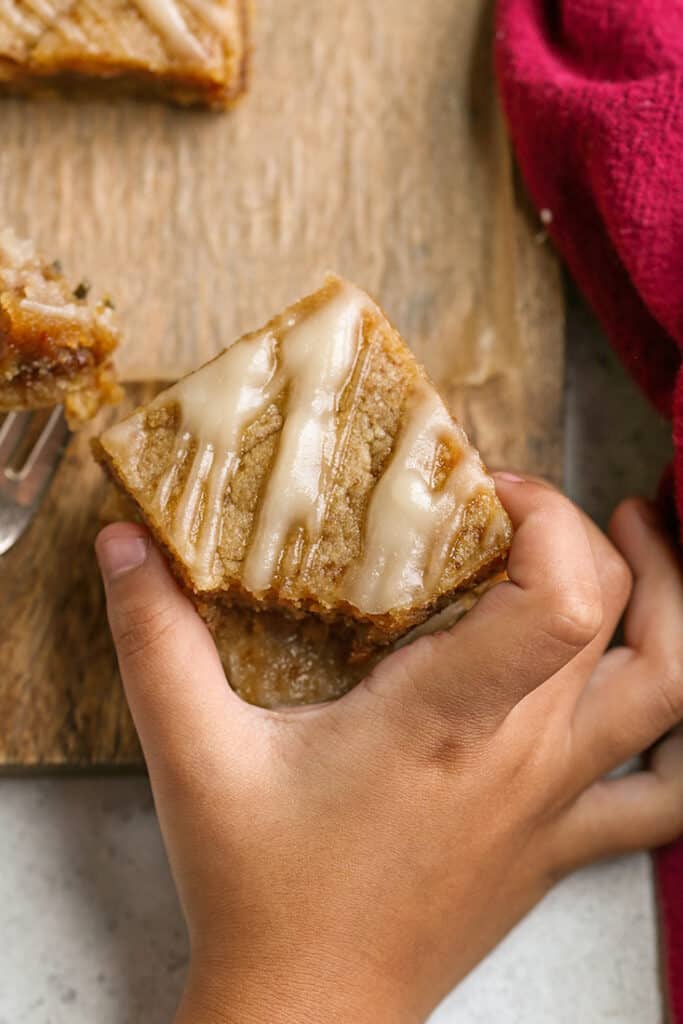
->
[0,295,673,1022]
[0,777,660,1024]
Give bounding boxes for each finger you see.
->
[508,477,633,654]
[502,476,633,689]
[96,523,247,782]
[547,495,632,681]
[362,477,604,728]
[517,492,632,727]
[571,499,683,774]
[610,498,683,662]
[553,729,683,869]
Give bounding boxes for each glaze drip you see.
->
[132,0,205,61]
[343,384,492,613]
[242,292,362,593]
[152,334,279,581]
[0,0,42,41]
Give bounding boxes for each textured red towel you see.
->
[495,0,683,1017]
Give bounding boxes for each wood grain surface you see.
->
[0,0,564,768]
[0,388,156,768]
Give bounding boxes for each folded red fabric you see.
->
[495,0,683,523]
[495,0,683,1017]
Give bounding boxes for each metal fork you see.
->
[0,408,70,556]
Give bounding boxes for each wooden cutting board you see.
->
[0,0,564,768]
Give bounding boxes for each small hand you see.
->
[95,477,683,1024]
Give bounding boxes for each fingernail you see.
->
[494,471,525,484]
[97,532,148,580]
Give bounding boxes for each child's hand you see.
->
[95,477,683,1024]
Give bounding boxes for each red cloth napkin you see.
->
[494,0,683,1017]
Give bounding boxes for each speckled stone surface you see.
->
[0,291,674,1023]
[564,284,672,528]
[0,779,185,1024]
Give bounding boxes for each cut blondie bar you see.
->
[0,1,249,108]
[95,275,511,660]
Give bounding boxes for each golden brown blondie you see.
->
[95,275,511,661]
[0,1,249,108]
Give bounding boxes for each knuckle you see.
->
[603,549,633,607]
[114,600,180,662]
[541,587,603,651]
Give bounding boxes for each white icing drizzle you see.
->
[19,298,93,323]
[0,0,42,42]
[342,385,493,614]
[183,0,236,38]
[241,290,362,593]
[154,335,278,581]
[54,14,90,47]
[132,0,206,61]
[22,0,56,22]
[153,430,191,513]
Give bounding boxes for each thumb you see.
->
[96,522,245,780]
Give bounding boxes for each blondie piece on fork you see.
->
[0,228,121,426]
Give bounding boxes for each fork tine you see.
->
[0,411,30,464]
[0,407,70,555]
[6,407,68,484]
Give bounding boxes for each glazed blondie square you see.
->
[95,276,511,658]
